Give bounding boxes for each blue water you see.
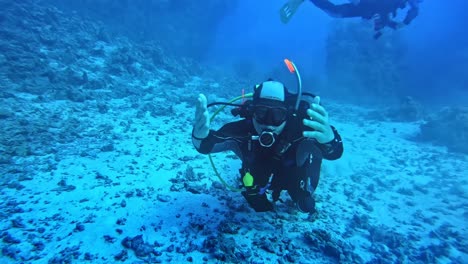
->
[207,0,468,105]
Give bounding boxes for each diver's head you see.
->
[252,80,288,136]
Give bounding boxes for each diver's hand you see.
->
[302,96,334,144]
[193,94,210,139]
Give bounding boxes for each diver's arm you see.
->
[192,130,236,154]
[192,121,245,155]
[386,15,400,30]
[309,0,362,18]
[192,131,210,152]
[302,96,343,160]
[403,0,419,25]
[318,126,343,160]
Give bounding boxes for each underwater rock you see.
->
[0,108,13,119]
[2,233,21,244]
[370,96,424,122]
[0,91,16,99]
[350,213,370,229]
[1,245,20,260]
[304,229,332,248]
[83,252,95,260]
[325,21,406,103]
[185,182,208,194]
[395,96,424,121]
[103,235,117,244]
[368,225,406,252]
[65,88,87,103]
[114,249,128,261]
[100,143,114,152]
[48,245,81,264]
[185,165,196,181]
[175,242,198,254]
[210,235,238,262]
[217,220,241,235]
[33,241,45,251]
[418,106,468,154]
[7,182,25,191]
[64,68,88,86]
[11,217,25,228]
[0,155,12,165]
[116,218,126,226]
[97,102,109,114]
[51,179,76,192]
[121,235,156,258]
[74,223,85,232]
[284,250,302,263]
[211,181,224,190]
[323,243,342,259]
[303,229,352,261]
[156,194,171,203]
[253,236,276,254]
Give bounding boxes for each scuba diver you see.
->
[280,0,421,39]
[192,61,343,213]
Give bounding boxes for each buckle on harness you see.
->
[258,174,273,195]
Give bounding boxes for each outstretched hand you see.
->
[302,96,335,144]
[193,94,210,139]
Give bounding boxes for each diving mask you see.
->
[253,105,288,126]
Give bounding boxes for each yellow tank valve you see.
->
[243,172,254,187]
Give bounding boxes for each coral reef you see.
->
[325,20,407,103]
[41,0,237,59]
[391,96,424,121]
[0,0,218,99]
[367,95,424,122]
[418,106,468,154]
[0,0,227,182]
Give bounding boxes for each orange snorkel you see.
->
[284,59,302,111]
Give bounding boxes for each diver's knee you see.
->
[297,194,316,213]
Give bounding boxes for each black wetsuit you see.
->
[193,108,343,212]
[310,0,420,38]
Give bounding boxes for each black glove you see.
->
[242,188,273,212]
